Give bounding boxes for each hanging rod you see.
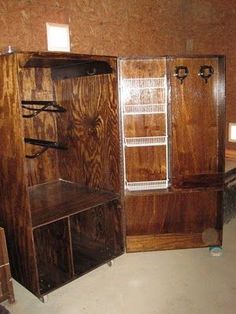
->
[24,138,67,159]
[21,100,66,118]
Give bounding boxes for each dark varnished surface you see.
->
[0,228,15,303]
[126,232,222,252]
[19,66,60,186]
[70,201,123,275]
[125,190,222,235]
[0,52,123,298]
[54,70,120,192]
[30,180,119,227]
[0,54,40,295]
[169,57,225,188]
[125,146,167,181]
[124,114,166,137]
[33,219,73,294]
[123,56,225,252]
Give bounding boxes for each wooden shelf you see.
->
[30,180,119,228]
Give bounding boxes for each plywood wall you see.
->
[0,0,235,152]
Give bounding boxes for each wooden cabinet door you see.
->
[169,57,225,188]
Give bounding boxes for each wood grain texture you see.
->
[124,114,166,137]
[126,231,222,252]
[30,180,119,228]
[0,228,15,303]
[70,201,123,276]
[54,63,120,192]
[169,57,223,187]
[0,265,15,303]
[33,219,73,294]
[125,190,222,236]
[119,58,166,78]
[0,54,40,296]
[0,228,8,265]
[125,146,167,181]
[18,66,60,186]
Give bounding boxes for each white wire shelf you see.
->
[121,77,165,89]
[124,136,167,147]
[126,180,168,191]
[124,104,166,115]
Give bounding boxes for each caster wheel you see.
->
[209,246,223,257]
[39,295,48,303]
[107,260,113,267]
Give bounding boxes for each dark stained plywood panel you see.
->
[70,201,124,276]
[169,58,222,186]
[33,219,73,294]
[0,55,39,296]
[124,114,166,137]
[30,180,119,227]
[125,146,167,182]
[54,70,120,192]
[18,67,60,186]
[125,190,222,236]
[126,232,222,252]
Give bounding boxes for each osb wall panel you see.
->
[0,0,235,151]
[181,0,236,151]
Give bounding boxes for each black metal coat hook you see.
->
[174,66,189,84]
[198,65,214,83]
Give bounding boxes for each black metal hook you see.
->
[22,100,66,118]
[174,66,189,84]
[24,138,67,159]
[198,65,214,83]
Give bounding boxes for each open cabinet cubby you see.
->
[0,52,124,299]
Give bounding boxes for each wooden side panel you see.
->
[169,57,223,187]
[70,201,123,276]
[33,219,73,294]
[18,66,60,186]
[0,228,8,265]
[125,190,223,251]
[125,146,166,181]
[0,55,39,295]
[54,67,120,192]
[0,265,15,303]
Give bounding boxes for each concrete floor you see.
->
[3,218,236,314]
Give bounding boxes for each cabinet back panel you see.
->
[54,73,120,192]
[124,114,166,137]
[125,146,167,181]
[119,58,166,78]
[170,58,222,186]
[18,67,60,186]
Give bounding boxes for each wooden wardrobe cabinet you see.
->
[0,52,124,299]
[0,52,225,299]
[119,56,225,252]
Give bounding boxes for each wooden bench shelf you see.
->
[30,180,119,227]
